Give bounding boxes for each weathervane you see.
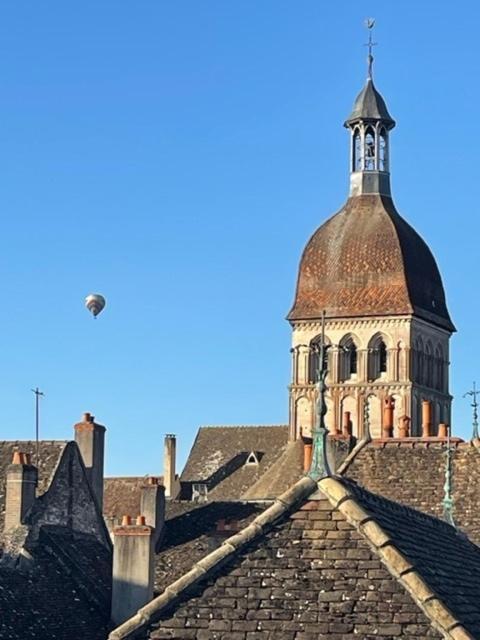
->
[364,18,377,79]
[464,382,480,440]
[308,310,332,480]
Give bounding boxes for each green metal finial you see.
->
[364,18,377,80]
[308,310,332,480]
[442,425,455,526]
[464,382,480,440]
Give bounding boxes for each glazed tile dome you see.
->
[288,194,454,331]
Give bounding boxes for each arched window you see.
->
[340,336,358,381]
[425,342,434,388]
[309,337,330,383]
[368,334,389,380]
[379,127,388,171]
[364,127,376,170]
[353,128,362,171]
[379,341,387,373]
[435,345,444,391]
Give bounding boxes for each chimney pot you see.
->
[303,441,313,472]
[12,451,22,465]
[82,412,91,422]
[121,515,132,526]
[382,396,395,438]
[398,415,411,438]
[342,411,353,437]
[136,515,146,526]
[438,422,449,438]
[422,400,432,438]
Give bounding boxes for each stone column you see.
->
[111,516,154,626]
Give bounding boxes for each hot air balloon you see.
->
[85,294,106,318]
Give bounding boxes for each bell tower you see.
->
[287,24,454,443]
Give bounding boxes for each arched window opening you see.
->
[425,342,434,389]
[435,346,444,391]
[353,128,362,171]
[379,128,388,171]
[364,127,376,170]
[368,335,388,381]
[340,336,358,381]
[379,341,387,373]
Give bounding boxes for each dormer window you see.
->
[245,451,260,466]
[192,483,208,503]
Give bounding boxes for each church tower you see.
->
[287,39,454,441]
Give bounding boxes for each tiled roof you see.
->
[104,476,163,520]
[340,476,480,638]
[180,426,289,499]
[288,194,454,331]
[155,501,264,590]
[110,476,480,640]
[345,439,480,545]
[0,531,110,640]
[0,440,67,533]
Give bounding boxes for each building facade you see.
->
[288,71,454,441]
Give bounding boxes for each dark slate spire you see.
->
[344,78,395,129]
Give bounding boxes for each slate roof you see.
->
[104,476,163,521]
[344,476,480,638]
[110,476,480,640]
[287,194,454,331]
[0,530,110,640]
[345,439,480,545]
[155,501,264,589]
[0,440,67,533]
[345,77,395,127]
[180,425,289,499]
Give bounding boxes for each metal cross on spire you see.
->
[364,18,377,79]
[464,382,480,440]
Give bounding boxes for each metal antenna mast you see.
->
[364,18,377,79]
[31,387,45,467]
[464,382,480,440]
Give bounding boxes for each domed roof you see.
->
[288,195,454,331]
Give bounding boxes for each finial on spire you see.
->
[364,18,377,79]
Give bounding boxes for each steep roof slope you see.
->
[0,440,66,532]
[110,477,479,640]
[344,439,480,545]
[181,426,289,499]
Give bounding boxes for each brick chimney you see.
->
[164,434,178,499]
[140,478,165,548]
[5,452,38,532]
[74,412,106,510]
[111,515,154,625]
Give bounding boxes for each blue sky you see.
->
[0,1,478,475]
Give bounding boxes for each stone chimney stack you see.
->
[140,478,165,548]
[111,516,154,626]
[5,452,38,532]
[164,434,177,499]
[74,412,106,510]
